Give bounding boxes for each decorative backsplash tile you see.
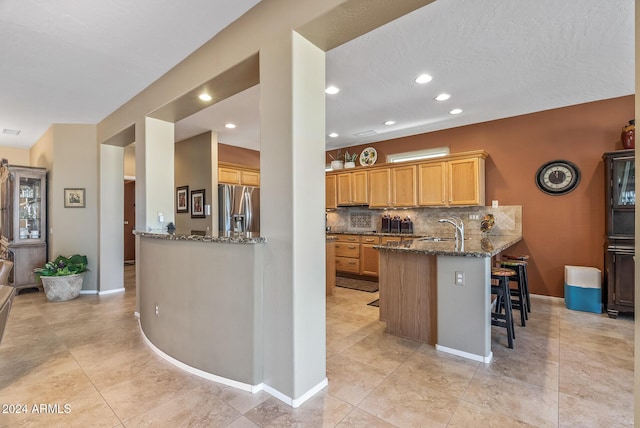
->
[326,206,522,236]
[349,211,373,230]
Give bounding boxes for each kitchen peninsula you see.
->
[376,233,522,363]
[134,230,266,390]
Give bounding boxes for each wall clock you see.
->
[535,160,581,195]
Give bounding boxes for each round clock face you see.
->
[535,160,581,195]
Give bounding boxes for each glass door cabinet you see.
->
[0,164,47,289]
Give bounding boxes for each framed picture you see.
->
[64,188,85,208]
[176,186,189,213]
[191,189,205,218]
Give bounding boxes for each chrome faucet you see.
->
[439,216,464,249]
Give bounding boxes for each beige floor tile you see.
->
[0,351,98,405]
[326,353,389,406]
[122,385,241,427]
[359,373,459,428]
[462,370,558,428]
[558,351,633,408]
[392,346,478,398]
[218,386,271,414]
[0,265,634,427]
[558,392,633,428]
[244,392,353,428]
[336,408,396,427]
[340,330,420,375]
[99,359,201,421]
[448,400,539,427]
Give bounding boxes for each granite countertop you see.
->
[327,230,424,238]
[135,229,266,244]
[374,234,522,258]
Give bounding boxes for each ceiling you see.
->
[0,1,634,153]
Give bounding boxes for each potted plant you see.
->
[34,254,88,302]
[328,150,344,170]
[344,151,358,168]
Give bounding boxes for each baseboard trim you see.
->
[436,344,492,363]
[79,289,98,295]
[138,321,328,407]
[98,287,125,296]
[139,322,261,393]
[262,378,328,408]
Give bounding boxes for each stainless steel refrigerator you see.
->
[218,184,260,235]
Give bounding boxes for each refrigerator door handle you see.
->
[243,187,252,230]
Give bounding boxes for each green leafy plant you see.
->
[34,254,88,277]
[344,150,358,162]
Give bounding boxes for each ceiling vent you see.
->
[2,128,21,136]
[354,130,377,137]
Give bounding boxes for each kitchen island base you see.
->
[377,234,521,363]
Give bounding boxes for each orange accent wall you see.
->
[331,95,634,297]
[218,143,260,168]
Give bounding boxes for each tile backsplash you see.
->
[327,205,522,236]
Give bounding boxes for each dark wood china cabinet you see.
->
[603,150,634,318]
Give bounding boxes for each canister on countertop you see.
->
[381,213,391,233]
[390,215,401,233]
[401,216,413,234]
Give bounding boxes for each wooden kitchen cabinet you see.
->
[448,156,484,205]
[326,175,337,209]
[218,163,260,186]
[335,235,361,274]
[369,165,417,208]
[336,170,368,206]
[360,236,380,276]
[418,152,485,206]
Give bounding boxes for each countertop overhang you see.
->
[375,234,522,258]
[135,230,266,244]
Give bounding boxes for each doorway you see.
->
[124,180,135,263]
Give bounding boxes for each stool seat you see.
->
[503,254,530,261]
[499,259,527,267]
[492,267,516,277]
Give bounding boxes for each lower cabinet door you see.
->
[336,257,360,274]
[360,244,379,276]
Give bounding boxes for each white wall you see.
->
[100,144,124,293]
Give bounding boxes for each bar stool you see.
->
[503,254,531,313]
[491,267,516,349]
[499,260,528,327]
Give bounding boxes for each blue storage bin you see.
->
[564,266,602,313]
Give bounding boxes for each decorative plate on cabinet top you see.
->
[359,147,378,166]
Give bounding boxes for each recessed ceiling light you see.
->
[1,128,20,135]
[329,132,339,138]
[325,86,340,95]
[435,93,451,101]
[225,123,236,129]
[414,73,432,84]
[449,108,463,115]
[384,120,396,126]
[199,93,212,101]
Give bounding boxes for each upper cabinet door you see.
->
[351,170,368,205]
[418,162,446,206]
[392,165,417,207]
[368,169,391,208]
[336,173,353,205]
[218,167,241,184]
[326,175,337,209]
[448,157,483,206]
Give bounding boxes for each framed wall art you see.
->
[191,189,205,218]
[176,186,189,213]
[64,188,86,208]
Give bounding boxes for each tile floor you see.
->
[0,266,634,427]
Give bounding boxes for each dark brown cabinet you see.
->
[603,150,634,318]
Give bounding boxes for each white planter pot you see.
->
[41,272,86,302]
[330,160,344,170]
[344,161,356,169]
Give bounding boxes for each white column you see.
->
[145,117,175,230]
[259,31,327,405]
